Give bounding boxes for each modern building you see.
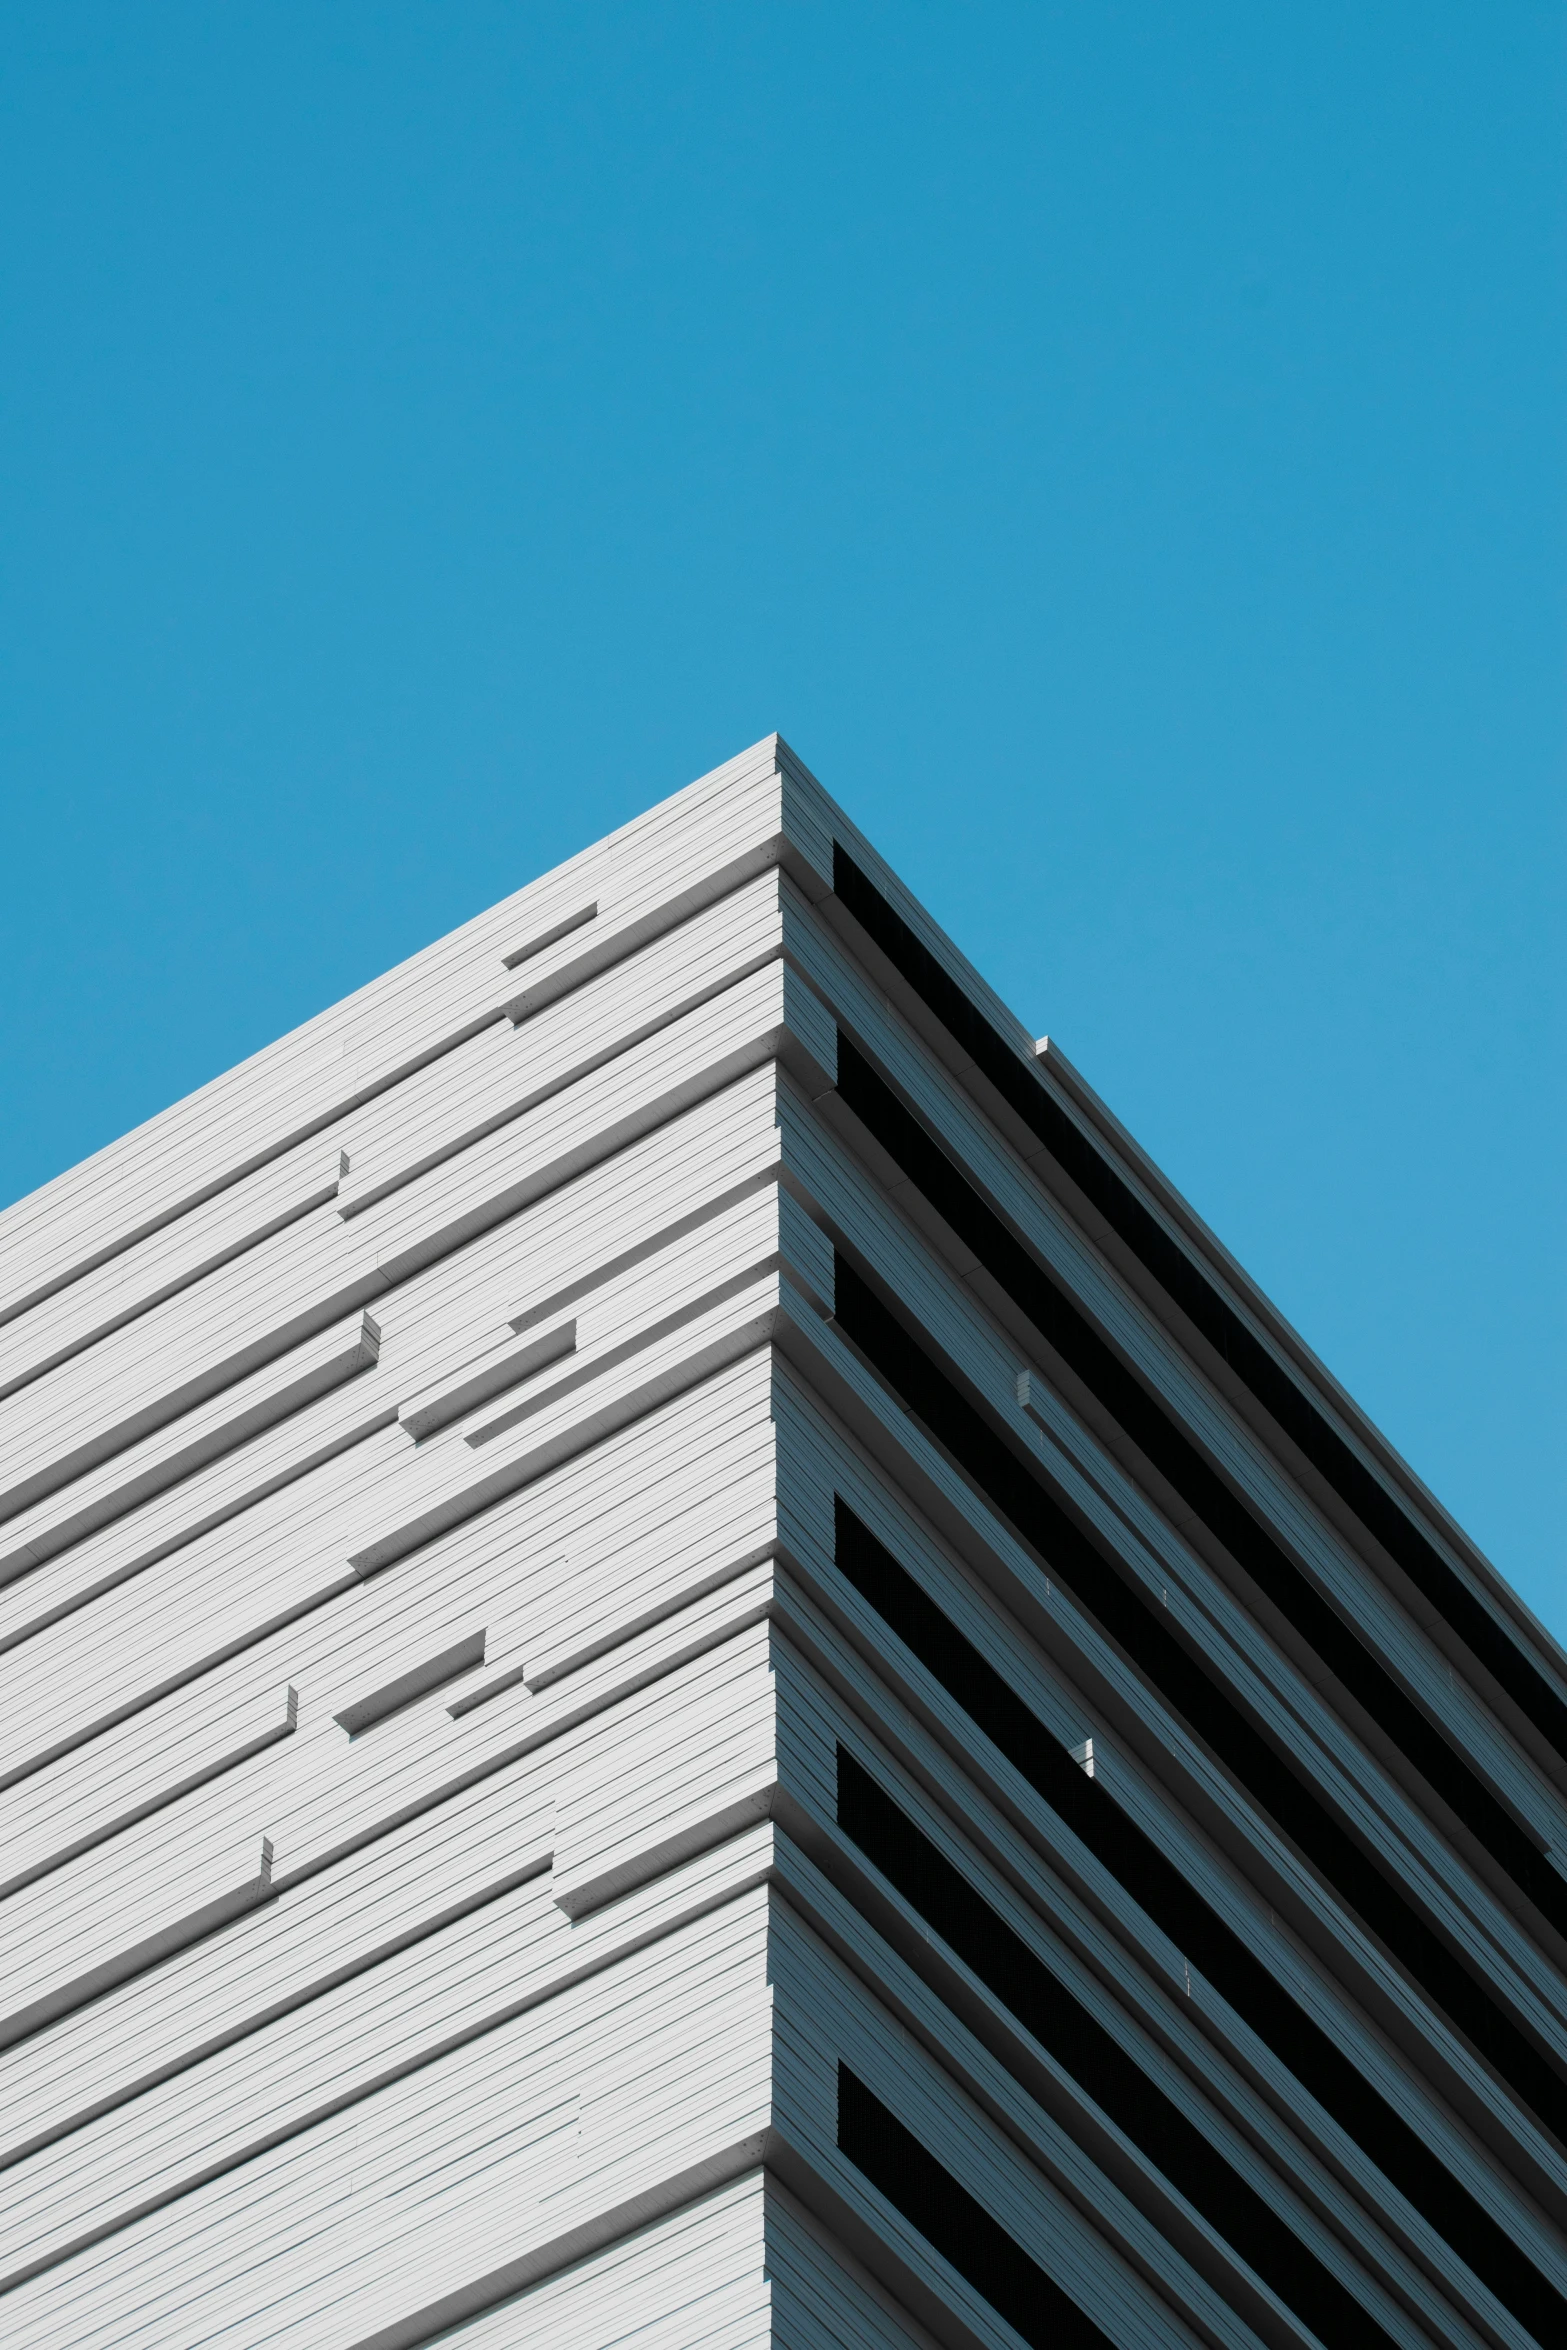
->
[1,735,1563,2350]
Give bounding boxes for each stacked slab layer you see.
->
[1,735,1565,2350]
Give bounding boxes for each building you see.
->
[1,734,1563,2349]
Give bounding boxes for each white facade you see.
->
[1,735,1564,2348]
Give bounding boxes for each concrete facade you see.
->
[1,735,1563,2348]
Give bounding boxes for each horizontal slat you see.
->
[0,1310,381,1580]
[0,1142,343,1404]
[4,731,1561,2350]
[0,1839,275,2053]
[0,735,798,1325]
[333,1632,488,1735]
[0,1685,296,1902]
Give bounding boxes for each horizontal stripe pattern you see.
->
[1,734,1559,2348]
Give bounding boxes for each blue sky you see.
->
[2,6,1562,1627]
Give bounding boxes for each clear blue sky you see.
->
[2,8,1562,1628]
